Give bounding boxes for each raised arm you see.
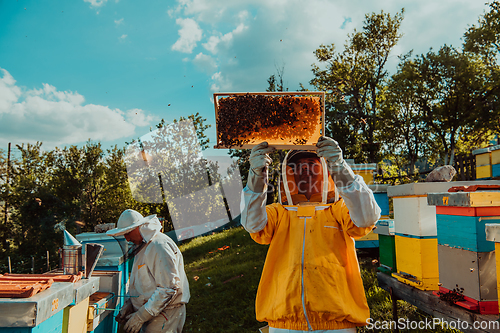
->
[240,142,275,233]
[316,136,381,227]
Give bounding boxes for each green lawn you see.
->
[180,227,461,333]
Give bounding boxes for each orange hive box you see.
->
[214,92,325,149]
[0,279,53,298]
[0,271,83,283]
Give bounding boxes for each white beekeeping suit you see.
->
[108,210,190,333]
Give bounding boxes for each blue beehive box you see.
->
[436,213,500,252]
[369,184,390,217]
[427,191,500,252]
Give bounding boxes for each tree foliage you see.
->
[310,10,404,163]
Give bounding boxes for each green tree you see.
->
[310,9,404,163]
[97,145,135,225]
[7,142,63,260]
[52,142,108,232]
[380,52,432,175]
[464,0,500,64]
[464,0,500,143]
[0,147,10,254]
[413,46,492,164]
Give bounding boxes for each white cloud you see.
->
[0,69,21,113]
[171,18,203,53]
[193,53,218,73]
[167,0,489,94]
[114,18,124,26]
[83,0,108,8]
[125,109,155,127]
[119,34,128,41]
[202,23,247,55]
[210,72,232,92]
[0,68,156,149]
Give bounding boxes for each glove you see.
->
[124,305,154,333]
[247,142,275,193]
[316,136,355,187]
[115,298,133,325]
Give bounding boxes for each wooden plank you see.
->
[471,192,500,207]
[377,273,500,333]
[428,192,500,208]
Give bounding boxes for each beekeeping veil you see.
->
[279,150,339,205]
[107,209,163,260]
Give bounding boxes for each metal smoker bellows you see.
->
[62,230,83,275]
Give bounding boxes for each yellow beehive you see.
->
[492,149,500,165]
[473,147,493,179]
[476,152,492,167]
[477,165,492,179]
[392,235,439,290]
[62,297,90,333]
[349,163,377,185]
[358,231,379,241]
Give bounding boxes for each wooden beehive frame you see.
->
[213,91,325,149]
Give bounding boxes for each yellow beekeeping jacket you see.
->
[242,150,379,331]
[250,200,373,330]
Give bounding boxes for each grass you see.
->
[180,227,461,333]
[180,227,268,332]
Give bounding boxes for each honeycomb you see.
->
[214,93,323,149]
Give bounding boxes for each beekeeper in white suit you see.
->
[107,209,190,333]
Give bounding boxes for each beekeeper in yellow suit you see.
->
[241,137,381,332]
[107,209,190,333]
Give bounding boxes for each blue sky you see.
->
[0,0,490,157]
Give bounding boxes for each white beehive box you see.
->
[388,181,500,237]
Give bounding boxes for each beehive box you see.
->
[485,223,500,313]
[436,244,498,314]
[379,235,397,274]
[392,235,439,290]
[62,296,90,333]
[373,219,394,236]
[393,196,436,236]
[388,181,500,237]
[427,191,500,252]
[213,92,325,149]
[374,219,396,274]
[491,145,500,178]
[349,163,377,185]
[369,184,390,218]
[473,146,495,179]
[355,231,379,249]
[87,292,114,332]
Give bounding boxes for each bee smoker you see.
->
[62,230,84,275]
